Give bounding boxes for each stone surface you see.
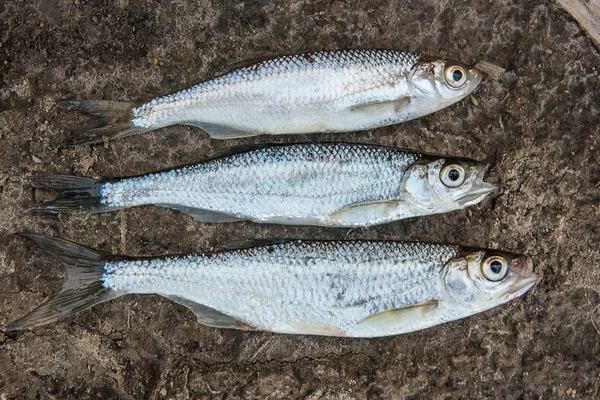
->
[0,1,599,398]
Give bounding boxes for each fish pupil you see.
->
[490,260,503,274]
[448,169,460,181]
[453,70,463,82]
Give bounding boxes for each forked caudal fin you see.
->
[59,100,151,146]
[28,175,117,216]
[4,234,121,332]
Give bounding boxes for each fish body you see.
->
[6,235,537,337]
[31,143,496,227]
[62,50,482,145]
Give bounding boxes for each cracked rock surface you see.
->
[0,0,599,398]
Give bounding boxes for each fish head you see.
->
[442,248,537,311]
[401,156,497,214]
[410,57,482,105]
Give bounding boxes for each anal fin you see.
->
[167,296,254,330]
[156,204,243,223]
[182,121,261,140]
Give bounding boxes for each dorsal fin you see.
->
[208,142,411,161]
[207,143,272,160]
[220,51,329,75]
[221,238,293,251]
[220,54,280,74]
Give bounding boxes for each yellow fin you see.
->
[286,321,346,337]
[357,300,438,329]
[349,97,411,113]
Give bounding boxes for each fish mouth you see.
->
[468,67,484,91]
[497,276,537,304]
[456,185,496,207]
[456,163,498,207]
[461,66,483,96]
[512,275,538,297]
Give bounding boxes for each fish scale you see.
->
[131,50,423,130]
[100,143,419,225]
[101,240,457,334]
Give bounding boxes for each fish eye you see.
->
[444,66,467,88]
[440,164,466,188]
[482,256,509,281]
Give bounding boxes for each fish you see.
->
[59,49,482,145]
[4,234,537,337]
[28,143,497,227]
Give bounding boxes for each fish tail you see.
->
[4,233,121,332]
[28,175,116,216]
[59,100,151,146]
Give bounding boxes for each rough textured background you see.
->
[0,0,599,398]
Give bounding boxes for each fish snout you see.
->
[467,66,484,90]
[506,255,538,298]
[474,161,499,196]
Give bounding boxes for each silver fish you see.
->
[29,143,496,227]
[6,234,537,337]
[61,49,482,145]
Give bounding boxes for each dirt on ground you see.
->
[0,0,599,399]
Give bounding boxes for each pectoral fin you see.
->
[167,296,254,330]
[328,200,401,226]
[349,97,411,113]
[357,300,438,330]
